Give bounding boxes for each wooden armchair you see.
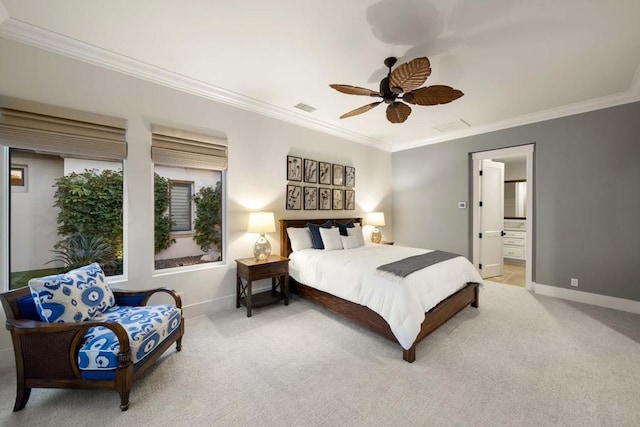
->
[0,286,184,411]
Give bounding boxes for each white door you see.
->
[479,159,504,278]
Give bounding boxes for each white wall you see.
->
[0,37,393,366]
[10,153,63,271]
[64,158,122,175]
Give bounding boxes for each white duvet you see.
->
[289,244,482,350]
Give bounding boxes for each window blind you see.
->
[0,96,127,160]
[170,182,192,232]
[151,125,227,171]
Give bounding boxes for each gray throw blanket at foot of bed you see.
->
[377,250,462,278]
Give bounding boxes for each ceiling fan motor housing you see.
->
[330,56,463,123]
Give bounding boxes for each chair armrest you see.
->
[111,287,182,309]
[5,319,132,377]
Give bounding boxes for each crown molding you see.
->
[1,12,638,155]
[0,17,392,152]
[392,89,640,153]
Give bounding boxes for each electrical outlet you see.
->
[570,278,578,287]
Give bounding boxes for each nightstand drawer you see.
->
[246,261,288,280]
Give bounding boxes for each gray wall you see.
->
[392,101,640,301]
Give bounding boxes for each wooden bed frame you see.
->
[280,218,479,363]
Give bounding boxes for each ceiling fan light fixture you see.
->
[329,56,463,124]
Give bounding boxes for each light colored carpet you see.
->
[1,281,639,426]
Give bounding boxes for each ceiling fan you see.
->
[329,57,463,124]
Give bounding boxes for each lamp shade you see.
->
[365,212,386,227]
[247,212,276,234]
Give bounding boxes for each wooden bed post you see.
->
[403,346,416,363]
[472,284,479,308]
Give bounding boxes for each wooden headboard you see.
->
[280,218,363,257]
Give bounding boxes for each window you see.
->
[151,125,227,271]
[10,166,26,186]
[170,181,193,232]
[1,97,127,290]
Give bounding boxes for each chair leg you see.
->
[13,384,31,412]
[176,337,182,351]
[119,391,130,411]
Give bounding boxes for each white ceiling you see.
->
[1,0,639,152]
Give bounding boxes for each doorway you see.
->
[472,145,534,290]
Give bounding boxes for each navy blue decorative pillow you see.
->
[307,221,332,249]
[334,219,355,236]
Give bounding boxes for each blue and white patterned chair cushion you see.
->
[28,263,115,323]
[78,304,181,370]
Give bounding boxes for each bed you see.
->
[280,218,481,363]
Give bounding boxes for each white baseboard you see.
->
[533,282,640,315]
[182,293,235,318]
[181,285,272,318]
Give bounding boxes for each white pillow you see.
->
[340,234,360,249]
[287,227,313,252]
[319,227,343,251]
[348,225,365,247]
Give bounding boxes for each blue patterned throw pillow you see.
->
[28,263,115,323]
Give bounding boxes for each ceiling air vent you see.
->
[433,119,470,133]
[294,103,316,113]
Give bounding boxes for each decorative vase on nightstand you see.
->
[247,212,276,261]
[365,212,385,244]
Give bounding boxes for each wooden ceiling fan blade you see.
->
[340,101,383,119]
[389,57,431,93]
[386,102,411,123]
[404,85,464,105]
[329,84,380,97]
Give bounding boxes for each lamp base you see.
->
[254,234,271,260]
[371,227,382,244]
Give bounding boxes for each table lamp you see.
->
[247,212,276,260]
[365,212,385,243]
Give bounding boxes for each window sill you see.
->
[152,260,226,277]
[170,231,195,238]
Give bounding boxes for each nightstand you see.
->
[235,255,290,317]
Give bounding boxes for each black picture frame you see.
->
[304,159,318,183]
[345,166,355,187]
[319,187,331,210]
[319,161,331,185]
[332,189,343,210]
[345,189,355,210]
[332,164,344,186]
[286,184,302,210]
[304,186,317,210]
[287,155,302,181]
